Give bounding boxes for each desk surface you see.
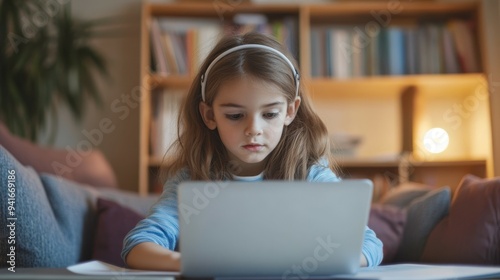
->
[0,268,176,280]
[2,266,500,280]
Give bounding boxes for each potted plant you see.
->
[0,0,108,141]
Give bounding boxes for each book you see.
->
[387,27,405,75]
[161,32,179,74]
[351,27,367,77]
[448,20,480,73]
[331,27,351,79]
[417,25,429,74]
[310,26,322,77]
[427,24,443,74]
[196,24,223,68]
[150,18,169,75]
[405,27,418,75]
[156,17,222,69]
[150,89,184,159]
[442,27,460,74]
[368,28,380,76]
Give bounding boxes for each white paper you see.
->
[67,260,179,277]
[335,264,500,280]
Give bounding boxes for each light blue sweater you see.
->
[121,163,384,267]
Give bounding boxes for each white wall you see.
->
[39,0,142,191]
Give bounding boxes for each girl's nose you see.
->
[245,117,263,136]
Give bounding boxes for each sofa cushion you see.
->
[420,175,500,264]
[0,145,96,267]
[0,145,160,268]
[368,204,406,264]
[92,188,159,217]
[379,182,432,208]
[92,198,144,267]
[393,186,451,263]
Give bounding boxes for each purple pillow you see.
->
[92,198,144,267]
[368,204,407,264]
[421,175,500,264]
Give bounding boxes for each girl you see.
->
[122,32,383,270]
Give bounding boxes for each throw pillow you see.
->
[0,146,95,267]
[420,175,500,264]
[379,182,432,208]
[94,188,159,217]
[392,186,451,263]
[92,198,144,267]
[368,204,407,264]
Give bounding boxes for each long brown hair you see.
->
[162,32,337,181]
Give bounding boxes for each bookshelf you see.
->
[138,1,491,195]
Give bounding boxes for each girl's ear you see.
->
[199,102,217,130]
[284,97,301,126]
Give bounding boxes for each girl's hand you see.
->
[126,242,181,271]
[360,253,368,267]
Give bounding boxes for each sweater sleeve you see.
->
[121,169,189,262]
[307,161,384,267]
[362,226,383,266]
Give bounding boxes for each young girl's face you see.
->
[200,76,299,175]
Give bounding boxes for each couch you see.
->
[1,145,499,268]
[0,145,158,268]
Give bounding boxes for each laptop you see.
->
[177,180,373,278]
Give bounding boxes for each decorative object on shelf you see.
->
[423,128,450,154]
[0,0,110,141]
[330,132,363,157]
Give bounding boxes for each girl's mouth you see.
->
[243,144,263,152]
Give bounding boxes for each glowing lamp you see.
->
[423,127,449,154]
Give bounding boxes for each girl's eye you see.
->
[225,114,243,120]
[263,112,279,119]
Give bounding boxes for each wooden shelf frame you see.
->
[138,0,490,195]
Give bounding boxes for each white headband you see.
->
[200,44,300,102]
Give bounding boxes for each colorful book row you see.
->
[310,20,480,78]
[149,15,299,76]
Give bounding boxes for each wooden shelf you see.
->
[148,2,477,18]
[338,157,486,168]
[149,157,163,167]
[149,74,192,89]
[409,159,487,167]
[339,158,399,167]
[307,73,486,98]
[340,157,487,191]
[308,2,478,18]
[137,0,491,195]
[149,156,487,170]
[149,2,299,17]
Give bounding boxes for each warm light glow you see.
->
[423,128,449,154]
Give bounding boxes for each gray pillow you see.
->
[0,145,96,267]
[393,186,451,263]
[380,182,432,208]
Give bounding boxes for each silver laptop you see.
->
[177,180,373,278]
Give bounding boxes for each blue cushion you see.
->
[0,145,95,267]
[393,186,451,262]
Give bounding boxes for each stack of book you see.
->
[150,89,185,159]
[149,14,299,76]
[310,20,480,78]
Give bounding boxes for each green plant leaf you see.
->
[0,0,111,141]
